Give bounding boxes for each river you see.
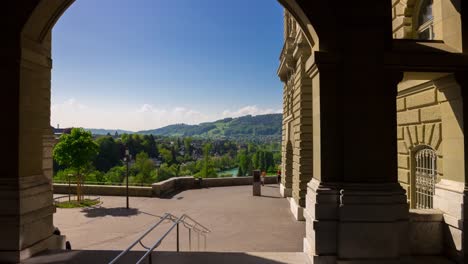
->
[217,167,239,177]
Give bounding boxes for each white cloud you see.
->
[51,98,88,111]
[52,100,281,131]
[138,104,155,113]
[222,105,281,118]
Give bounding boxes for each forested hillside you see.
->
[138,114,282,141]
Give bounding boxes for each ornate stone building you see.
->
[278,11,313,221]
[278,0,466,263]
[2,0,468,263]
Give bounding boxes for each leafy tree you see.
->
[132,152,155,183]
[198,143,216,178]
[142,134,158,158]
[252,152,259,170]
[157,163,178,182]
[237,166,244,177]
[237,150,251,176]
[123,134,144,157]
[53,128,99,201]
[54,168,77,182]
[93,136,121,172]
[86,170,105,183]
[104,166,126,184]
[184,137,193,158]
[159,147,173,164]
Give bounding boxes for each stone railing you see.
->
[53,183,153,197]
[53,176,279,198]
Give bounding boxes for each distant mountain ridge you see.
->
[85,128,134,135]
[81,114,282,140]
[138,114,282,139]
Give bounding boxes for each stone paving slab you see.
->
[53,184,304,253]
[25,251,310,264]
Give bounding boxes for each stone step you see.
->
[402,256,456,264]
[26,251,456,264]
[25,250,310,264]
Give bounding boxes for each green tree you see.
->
[156,163,179,182]
[237,166,244,177]
[237,150,251,176]
[142,134,158,158]
[132,152,155,183]
[93,136,121,173]
[159,147,173,164]
[184,137,193,159]
[198,143,216,178]
[104,166,126,183]
[259,150,266,171]
[53,128,99,201]
[252,152,259,170]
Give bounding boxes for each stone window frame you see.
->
[410,145,438,209]
[414,0,435,40]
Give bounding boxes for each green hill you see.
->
[137,114,282,140]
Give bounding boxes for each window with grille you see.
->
[414,148,437,209]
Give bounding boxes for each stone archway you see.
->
[3,1,322,262]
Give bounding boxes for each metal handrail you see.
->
[135,214,211,264]
[108,213,210,264]
[108,213,172,264]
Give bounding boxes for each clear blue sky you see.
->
[52,0,284,131]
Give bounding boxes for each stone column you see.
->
[302,1,411,259]
[0,30,65,263]
[279,35,295,198]
[289,42,312,221]
[450,73,468,263]
[0,37,24,263]
[304,50,409,263]
[303,53,342,263]
[281,92,294,198]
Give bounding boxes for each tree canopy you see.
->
[53,128,99,171]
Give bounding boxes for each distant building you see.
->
[52,126,72,139]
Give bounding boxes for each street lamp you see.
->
[124,148,131,209]
[67,173,73,203]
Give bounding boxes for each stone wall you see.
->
[397,74,464,203]
[391,0,462,51]
[53,176,280,198]
[397,75,444,205]
[53,184,153,197]
[397,73,465,262]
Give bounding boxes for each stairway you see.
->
[25,250,310,264]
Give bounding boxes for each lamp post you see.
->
[67,173,73,203]
[124,148,130,209]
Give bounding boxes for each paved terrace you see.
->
[26,184,306,263]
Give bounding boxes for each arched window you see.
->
[414,147,437,209]
[417,0,434,40]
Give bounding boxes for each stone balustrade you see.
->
[53,176,279,198]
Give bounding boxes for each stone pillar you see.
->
[280,138,293,197]
[279,33,295,199]
[289,42,312,221]
[450,73,468,263]
[303,53,342,263]
[302,1,410,259]
[0,43,24,263]
[303,50,409,263]
[0,29,65,263]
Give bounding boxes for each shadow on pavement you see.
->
[261,195,282,199]
[25,250,295,264]
[81,207,140,218]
